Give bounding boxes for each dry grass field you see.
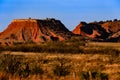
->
[0,41,120,80]
[0,51,120,80]
[87,42,120,50]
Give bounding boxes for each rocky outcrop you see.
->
[0,18,72,45]
[72,22,108,39]
[106,31,120,42]
[101,21,120,33]
[102,21,120,42]
[72,20,120,42]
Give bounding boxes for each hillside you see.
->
[102,21,120,33]
[0,18,73,45]
[72,20,120,42]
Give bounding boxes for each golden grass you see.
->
[87,42,120,50]
[0,51,120,80]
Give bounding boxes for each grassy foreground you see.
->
[0,51,120,80]
[0,37,120,80]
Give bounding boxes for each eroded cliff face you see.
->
[72,21,120,42]
[0,18,72,45]
[72,22,108,39]
[102,21,120,33]
[101,21,120,42]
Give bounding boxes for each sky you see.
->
[0,0,120,32]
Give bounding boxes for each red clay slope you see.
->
[72,21,120,42]
[0,18,72,45]
[72,22,108,39]
[101,21,120,33]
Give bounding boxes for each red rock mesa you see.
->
[0,18,72,45]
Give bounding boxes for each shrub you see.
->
[30,64,44,75]
[80,71,108,80]
[53,57,71,77]
[0,54,21,75]
[80,71,89,80]
[18,63,31,78]
[53,64,70,77]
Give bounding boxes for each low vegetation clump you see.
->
[53,57,72,77]
[0,37,120,55]
[0,36,86,53]
[80,70,108,80]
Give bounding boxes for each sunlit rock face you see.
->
[72,21,120,42]
[0,18,73,45]
[72,22,108,39]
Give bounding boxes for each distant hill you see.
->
[72,20,120,42]
[0,18,73,45]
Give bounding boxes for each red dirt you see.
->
[72,21,120,42]
[0,18,72,45]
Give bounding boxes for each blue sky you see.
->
[0,0,120,31]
